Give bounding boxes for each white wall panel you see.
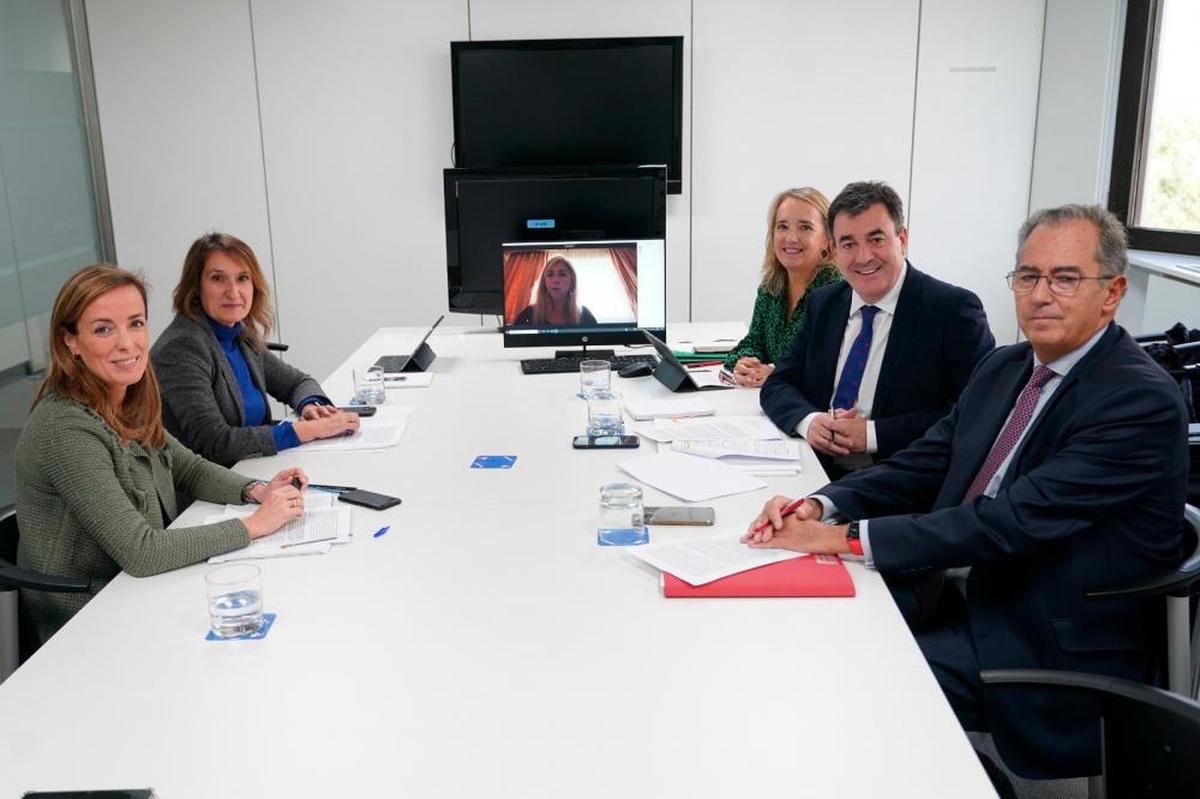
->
[690,0,920,323]
[250,0,466,378]
[86,0,272,339]
[468,0,692,323]
[908,0,1045,345]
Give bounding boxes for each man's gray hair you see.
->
[1017,204,1129,276]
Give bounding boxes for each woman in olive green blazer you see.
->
[15,265,307,649]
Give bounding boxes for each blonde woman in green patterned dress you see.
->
[724,187,841,387]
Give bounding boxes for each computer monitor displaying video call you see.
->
[500,238,666,349]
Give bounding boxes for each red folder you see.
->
[662,554,856,598]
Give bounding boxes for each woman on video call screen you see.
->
[503,245,639,327]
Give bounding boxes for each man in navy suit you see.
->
[760,181,994,479]
[745,204,1189,779]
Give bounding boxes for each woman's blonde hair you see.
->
[173,232,276,351]
[532,255,582,325]
[34,264,166,448]
[761,187,834,296]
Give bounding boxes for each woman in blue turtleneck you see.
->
[151,232,360,467]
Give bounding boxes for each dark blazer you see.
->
[151,314,326,467]
[759,263,994,470]
[820,323,1189,778]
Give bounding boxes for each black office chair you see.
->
[1086,504,1200,698]
[0,506,90,683]
[981,669,1200,799]
[265,341,289,352]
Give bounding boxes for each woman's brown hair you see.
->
[34,264,166,448]
[173,232,276,351]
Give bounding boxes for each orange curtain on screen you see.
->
[609,247,638,317]
[503,251,548,323]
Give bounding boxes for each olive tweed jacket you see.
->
[15,393,253,648]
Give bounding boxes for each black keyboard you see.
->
[520,354,659,375]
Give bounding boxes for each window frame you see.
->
[1107,0,1200,255]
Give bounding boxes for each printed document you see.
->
[672,438,801,461]
[617,451,765,502]
[301,405,414,452]
[641,415,783,443]
[629,531,806,586]
[204,504,353,562]
[624,397,714,422]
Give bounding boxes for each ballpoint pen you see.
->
[309,483,357,493]
[373,525,390,538]
[751,496,809,535]
[281,536,337,549]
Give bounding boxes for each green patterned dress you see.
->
[723,265,842,369]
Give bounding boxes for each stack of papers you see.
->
[617,452,766,502]
[628,531,805,586]
[668,439,802,475]
[205,492,354,562]
[624,397,714,421]
[301,405,414,452]
[640,415,782,443]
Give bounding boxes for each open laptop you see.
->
[642,330,732,392]
[373,315,444,376]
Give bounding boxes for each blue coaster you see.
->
[205,612,277,641]
[471,455,517,469]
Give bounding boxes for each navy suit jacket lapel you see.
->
[872,262,923,413]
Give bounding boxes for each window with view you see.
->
[1109,0,1200,253]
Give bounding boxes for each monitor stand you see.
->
[554,346,615,359]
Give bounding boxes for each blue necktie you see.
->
[831,305,880,411]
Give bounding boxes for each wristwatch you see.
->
[846,520,864,557]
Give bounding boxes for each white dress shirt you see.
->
[798,261,908,458]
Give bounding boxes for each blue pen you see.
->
[373,525,390,538]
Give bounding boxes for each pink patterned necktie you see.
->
[961,364,1056,503]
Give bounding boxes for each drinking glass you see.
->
[206,563,264,638]
[352,365,386,405]
[579,359,611,398]
[598,482,648,546]
[586,390,624,436]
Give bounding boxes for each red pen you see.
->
[751,496,809,535]
[685,360,724,369]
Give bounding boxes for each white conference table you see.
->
[0,324,994,798]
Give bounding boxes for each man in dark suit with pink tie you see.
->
[745,204,1189,781]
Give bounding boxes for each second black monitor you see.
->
[444,165,667,315]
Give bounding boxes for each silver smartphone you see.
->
[644,506,715,526]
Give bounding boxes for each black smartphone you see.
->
[572,435,640,449]
[337,489,401,510]
[338,405,378,416]
[645,506,716,526]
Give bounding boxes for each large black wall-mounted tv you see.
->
[444,166,667,315]
[451,36,684,195]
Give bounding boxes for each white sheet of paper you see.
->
[628,530,805,586]
[686,367,729,389]
[624,397,714,422]
[617,451,766,502]
[204,507,353,563]
[648,416,784,442]
[672,438,801,461]
[300,405,413,452]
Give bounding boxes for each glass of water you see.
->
[586,390,624,436]
[205,563,264,638]
[579,359,611,398]
[352,365,386,406]
[598,482,648,546]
